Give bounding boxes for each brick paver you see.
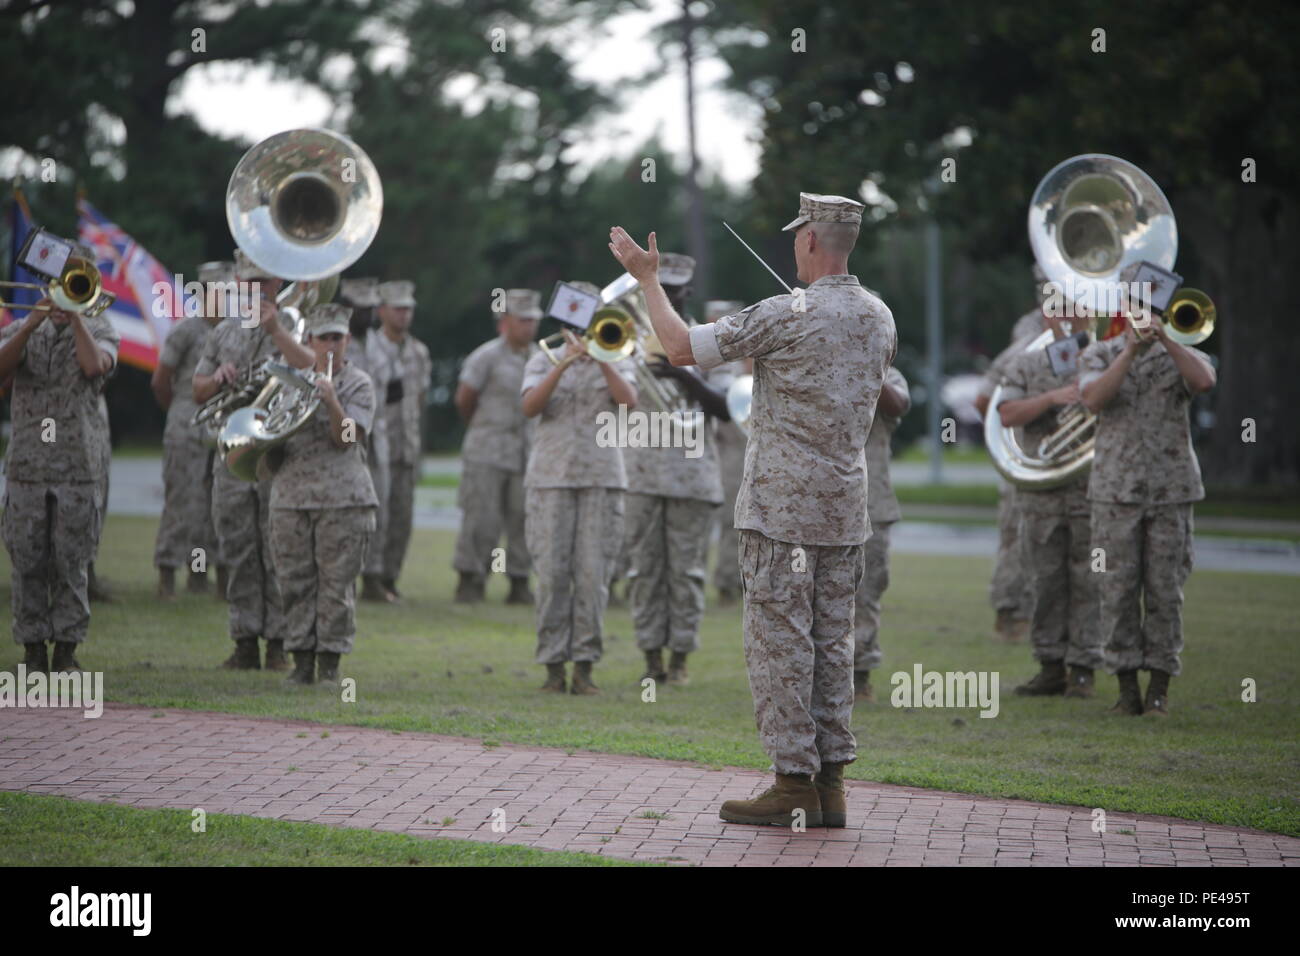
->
[1,704,1296,867]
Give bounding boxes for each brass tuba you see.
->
[986,154,1176,489]
[210,127,382,478]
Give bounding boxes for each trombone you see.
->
[539,272,692,415]
[0,256,115,318]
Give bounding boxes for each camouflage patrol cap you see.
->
[658,253,695,286]
[781,192,865,231]
[199,261,234,284]
[233,248,277,281]
[378,280,416,307]
[304,302,353,337]
[500,288,543,320]
[339,277,381,308]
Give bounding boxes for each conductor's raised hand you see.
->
[608,227,659,284]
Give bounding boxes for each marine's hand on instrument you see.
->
[561,329,587,366]
[257,297,280,331]
[214,362,240,386]
[314,376,338,405]
[608,227,659,284]
[1052,383,1081,406]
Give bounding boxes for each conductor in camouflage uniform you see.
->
[193,249,315,670]
[151,260,228,598]
[339,277,396,604]
[997,312,1102,699]
[610,190,897,829]
[1081,311,1215,716]
[270,303,378,685]
[853,365,910,703]
[0,293,119,673]
[625,254,733,687]
[368,280,432,598]
[452,288,540,605]
[521,286,639,695]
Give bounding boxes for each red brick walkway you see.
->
[1,704,1296,866]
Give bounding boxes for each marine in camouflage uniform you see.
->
[192,249,316,670]
[452,289,540,605]
[997,318,1102,699]
[853,365,910,703]
[269,303,378,685]
[339,277,395,603]
[86,393,113,602]
[0,297,120,673]
[977,308,1044,641]
[610,192,897,828]
[368,280,432,597]
[520,292,639,696]
[151,261,227,598]
[1079,320,1215,716]
[624,257,732,687]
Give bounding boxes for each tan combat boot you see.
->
[720,773,823,828]
[285,651,315,685]
[221,637,260,670]
[641,649,666,684]
[814,763,848,828]
[454,572,484,604]
[505,576,535,605]
[50,642,83,674]
[570,661,601,696]
[316,652,341,686]
[264,639,289,672]
[23,642,49,674]
[1015,659,1067,696]
[1107,670,1143,716]
[541,663,567,693]
[1063,666,1095,698]
[1143,670,1171,717]
[666,651,690,686]
[854,670,874,703]
[361,574,396,603]
[157,567,176,599]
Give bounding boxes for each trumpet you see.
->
[0,255,115,318]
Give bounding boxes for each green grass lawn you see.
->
[0,792,640,866]
[2,516,1297,838]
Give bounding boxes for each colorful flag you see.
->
[2,187,44,323]
[76,196,183,371]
